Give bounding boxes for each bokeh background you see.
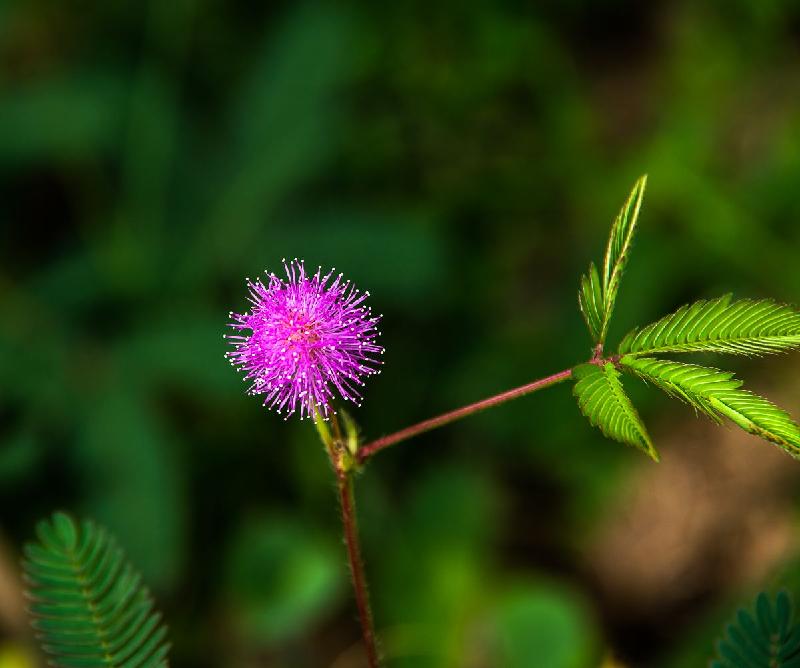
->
[2,1,800,666]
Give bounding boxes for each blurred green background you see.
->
[2,1,800,666]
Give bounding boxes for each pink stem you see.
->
[358,367,573,462]
[337,471,381,667]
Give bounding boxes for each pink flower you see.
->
[226,259,383,419]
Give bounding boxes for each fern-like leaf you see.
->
[572,362,657,461]
[601,174,647,341]
[578,262,604,343]
[23,512,170,668]
[620,356,738,422]
[621,356,800,458]
[578,175,647,345]
[712,591,800,668]
[618,294,800,357]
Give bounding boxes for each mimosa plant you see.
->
[18,176,800,667]
[219,175,800,666]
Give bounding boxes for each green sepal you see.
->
[339,409,360,458]
[312,405,334,451]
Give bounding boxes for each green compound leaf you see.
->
[578,262,604,344]
[618,294,800,357]
[711,591,800,668]
[572,362,657,461]
[621,356,800,458]
[602,175,647,340]
[22,512,170,668]
[620,356,739,423]
[578,175,647,346]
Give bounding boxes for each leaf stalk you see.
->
[357,367,574,462]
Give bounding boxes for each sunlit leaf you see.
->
[618,295,800,357]
[572,363,656,460]
[578,262,603,344]
[622,356,800,458]
[578,176,647,345]
[602,175,647,340]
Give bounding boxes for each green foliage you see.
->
[485,581,597,668]
[711,591,800,668]
[224,517,344,644]
[619,295,800,357]
[619,357,738,422]
[372,466,496,668]
[4,1,800,663]
[601,175,648,342]
[579,176,647,345]
[572,363,656,461]
[0,74,126,165]
[76,391,184,589]
[622,357,800,458]
[578,262,604,345]
[574,180,800,461]
[22,512,170,667]
[183,3,358,284]
[710,392,800,459]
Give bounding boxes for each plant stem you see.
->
[336,470,380,668]
[358,367,574,462]
[329,366,575,663]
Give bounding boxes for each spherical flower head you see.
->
[225,259,384,420]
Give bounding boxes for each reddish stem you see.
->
[358,367,573,462]
[337,471,380,668]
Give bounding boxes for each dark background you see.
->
[2,1,800,666]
